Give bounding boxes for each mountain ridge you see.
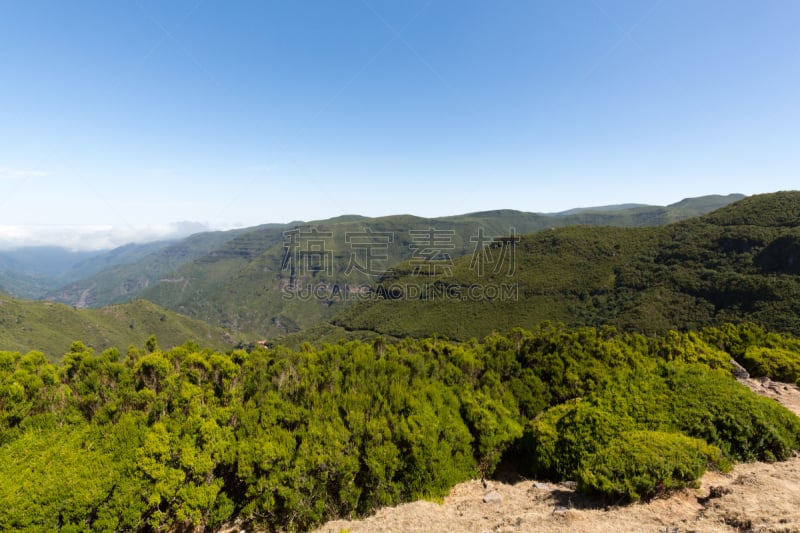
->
[132,194,746,338]
[0,193,751,342]
[333,191,800,340]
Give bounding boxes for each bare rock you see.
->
[483,491,502,504]
[697,485,733,505]
[730,358,750,379]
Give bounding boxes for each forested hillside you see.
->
[1,323,798,531]
[2,194,800,532]
[128,195,742,338]
[0,194,760,354]
[336,192,800,340]
[7,195,738,340]
[0,243,175,300]
[45,227,261,308]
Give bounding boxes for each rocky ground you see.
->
[312,377,800,533]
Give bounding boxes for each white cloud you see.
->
[0,221,211,251]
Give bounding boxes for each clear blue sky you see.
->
[1,1,799,249]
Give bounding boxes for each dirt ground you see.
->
[312,377,800,533]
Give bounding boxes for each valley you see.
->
[0,193,749,346]
[5,4,797,531]
[2,192,800,533]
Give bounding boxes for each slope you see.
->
[334,191,800,340]
[318,362,800,533]
[0,246,107,298]
[133,195,745,338]
[0,292,238,359]
[45,227,264,308]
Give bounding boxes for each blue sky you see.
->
[1,1,799,249]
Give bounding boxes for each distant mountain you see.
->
[0,247,104,298]
[667,193,749,214]
[0,292,238,359]
[59,241,175,282]
[333,191,800,340]
[139,213,526,337]
[0,242,175,299]
[124,194,745,339]
[45,227,263,308]
[552,203,651,215]
[0,246,103,279]
[0,194,745,340]
[552,194,745,217]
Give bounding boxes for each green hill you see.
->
[0,269,54,301]
[2,194,742,341]
[0,243,176,299]
[139,213,516,337]
[124,195,744,338]
[552,194,745,222]
[0,293,238,359]
[45,227,262,308]
[334,191,800,340]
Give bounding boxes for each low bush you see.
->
[524,401,635,480]
[741,346,800,384]
[521,362,800,491]
[663,364,800,462]
[578,430,728,502]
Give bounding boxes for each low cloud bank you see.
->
[0,221,211,251]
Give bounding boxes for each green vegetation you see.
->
[338,192,800,340]
[0,243,174,300]
[524,359,798,502]
[1,324,798,531]
[3,193,800,530]
[0,293,237,358]
[20,194,740,340]
[701,322,800,384]
[578,431,725,502]
[136,213,541,337]
[46,228,256,308]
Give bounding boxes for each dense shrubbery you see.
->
[578,431,726,502]
[1,324,799,530]
[701,322,800,384]
[522,361,800,502]
[742,346,800,384]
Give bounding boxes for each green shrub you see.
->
[524,401,635,480]
[663,364,800,462]
[741,346,800,383]
[2,327,800,531]
[460,389,523,474]
[701,322,800,383]
[523,361,800,488]
[578,430,728,502]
